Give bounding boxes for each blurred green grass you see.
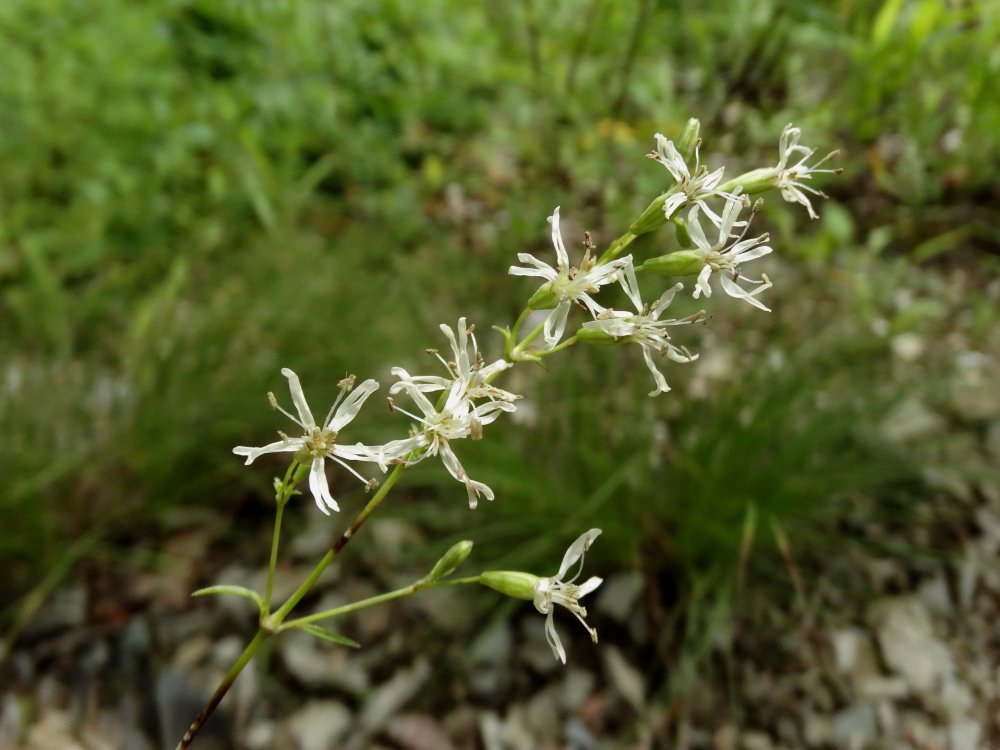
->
[1,0,998,664]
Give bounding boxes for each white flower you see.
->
[381,376,515,508]
[233,369,381,515]
[509,207,636,348]
[584,283,700,397]
[399,317,519,404]
[774,123,840,219]
[687,194,773,312]
[533,528,604,664]
[649,134,738,223]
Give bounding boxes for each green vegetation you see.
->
[2,0,998,677]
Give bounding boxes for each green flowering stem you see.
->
[181,464,407,749]
[509,317,547,361]
[509,306,532,348]
[267,463,406,627]
[263,461,307,613]
[536,334,577,357]
[175,630,268,750]
[596,230,637,265]
[263,501,285,614]
[502,306,536,361]
[280,575,482,631]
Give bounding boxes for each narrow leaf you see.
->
[299,624,361,648]
[192,585,263,607]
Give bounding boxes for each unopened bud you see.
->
[426,540,474,581]
[673,217,694,248]
[717,167,778,196]
[527,283,562,310]
[677,118,701,162]
[576,327,618,346]
[629,193,669,236]
[638,249,705,277]
[479,570,540,601]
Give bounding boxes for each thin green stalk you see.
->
[268,464,406,626]
[510,319,546,360]
[175,630,268,750]
[597,231,637,265]
[263,500,285,612]
[264,461,304,612]
[539,334,578,357]
[281,575,482,630]
[507,306,533,352]
[182,464,407,748]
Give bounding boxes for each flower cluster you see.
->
[506,125,840,401]
[227,120,839,669]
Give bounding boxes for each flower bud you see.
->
[638,249,705,277]
[527,283,562,311]
[677,118,701,162]
[629,193,669,236]
[426,540,474,581]
[717,167,778,196]
[575,327,618,346]
[479,570,540,601]
[672,217,694,248]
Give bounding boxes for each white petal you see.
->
[233,439,303,465]
[393,377,438,418]
[480,358,512,379]
[548,207,569,269]
[543,302,571,349]
[693,264,713,299]
[653,135,688,183]
[717,193,745,241]
[509,253,557,279]
[377,437,425,469]
[464,478,494,510]
[662,192,687,219]
[330,442,380,464]
[686,205,712,253]
[777,123,800,170]
[781,185,819,218]
[328,378,379,432]
[618,260,642,313]
[544,610,567,664]
[641,346,670,397]
[308,458,338,514]
[438,440,467,485]
[650,283,684,318]
[281,368,315,428]
[577,576,603,598]
[700,166,726,190]
[556,528,602,580]
[472,399,517,426]
[733,246,772,265]
[719,274,771,312]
